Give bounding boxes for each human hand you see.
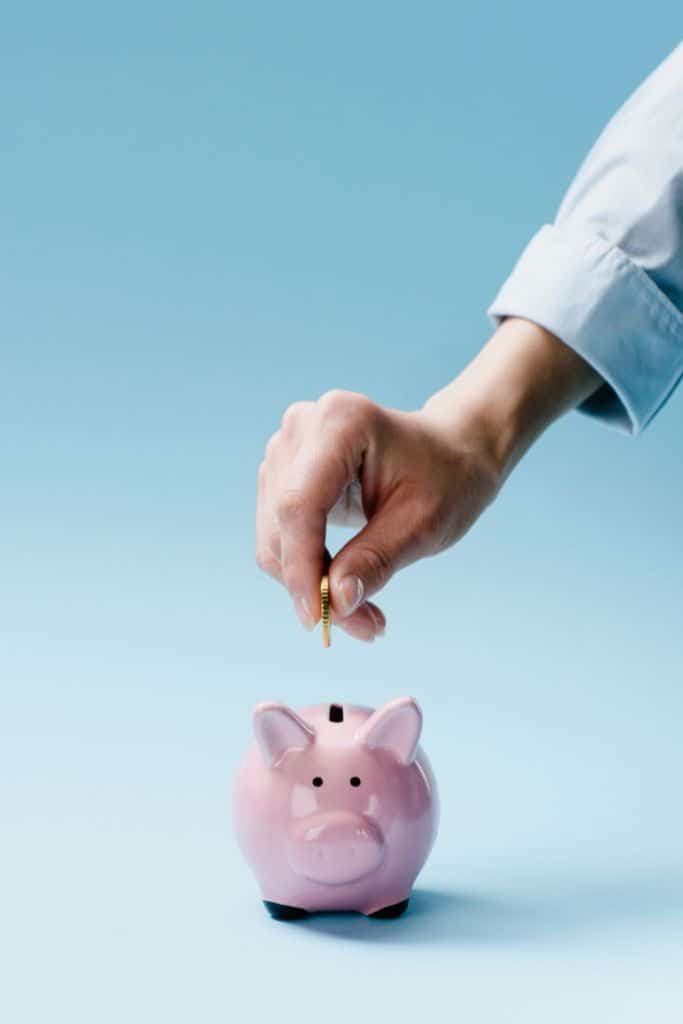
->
[256,318,601,642]
[255,392,502,641]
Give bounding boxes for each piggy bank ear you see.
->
[252,702,316,768]
[355,696,422,765]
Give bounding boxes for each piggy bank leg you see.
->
[367,898,410,919]
[263,900,309,921]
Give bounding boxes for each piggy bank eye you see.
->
[312,776,323,787]
[349,776,361,787]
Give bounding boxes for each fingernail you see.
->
[294,596,315,631]
[338,575,364,616]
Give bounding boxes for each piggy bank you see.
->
[232,696,438,919]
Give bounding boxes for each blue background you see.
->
[2,4,682,1021]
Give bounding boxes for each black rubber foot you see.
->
[368,898,410,919]
[264,900,310,921]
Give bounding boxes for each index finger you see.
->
[276,442,363,627]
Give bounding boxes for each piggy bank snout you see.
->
[286,811,384,886]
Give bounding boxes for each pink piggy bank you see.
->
[232,696,438,919]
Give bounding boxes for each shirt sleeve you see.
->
[487,42,683,434]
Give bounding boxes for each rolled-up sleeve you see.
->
[488,42,683,434]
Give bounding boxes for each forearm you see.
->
[487,44,683,435]
[422,317,602,482]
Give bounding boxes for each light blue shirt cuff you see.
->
[487,223,683,435]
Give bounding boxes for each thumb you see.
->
[329,500,422,617]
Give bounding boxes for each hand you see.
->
[256,391,503,640]
[256,318,601,641]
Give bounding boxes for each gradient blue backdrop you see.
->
[2,4,682,1022]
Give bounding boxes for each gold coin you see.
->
[320,574,331,648]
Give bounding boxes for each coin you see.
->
[320,574,331,648]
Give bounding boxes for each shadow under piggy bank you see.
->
[288,866,683,948]
[280,888,520,945]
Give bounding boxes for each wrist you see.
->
[421,317,602,481]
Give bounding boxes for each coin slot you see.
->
[329,704,344,723]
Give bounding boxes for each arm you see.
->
[489,42,683,434]
[256,45,683,641]
[256,318,600,641]
[421,317,601,481]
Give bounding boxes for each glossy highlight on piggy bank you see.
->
[232,697,439,919]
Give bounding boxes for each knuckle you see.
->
[318,389,376,430]
[256,546,280,577]
[318,388,346,413]
[276,488,307,524]
[281,401,308,434]
[264,431,281,461]
[358,543,393,589]
[267,530,281,559]
[318,388,355,417]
